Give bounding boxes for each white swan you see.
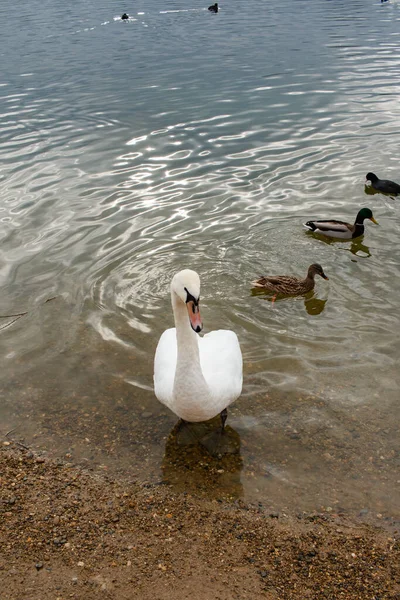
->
[154,269,243,427]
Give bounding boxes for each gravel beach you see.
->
[1,445,399,600]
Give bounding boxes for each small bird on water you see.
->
[208,3,218,13]
[121,13,129,20]
[252,263,329,301]
[304,207,378,240]
[366,172,400,196]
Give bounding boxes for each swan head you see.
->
[171,269,203,333]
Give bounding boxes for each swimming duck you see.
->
[121,13,129,20]
[252,263,328,296]
[304,207,378,240]
[366,172,400,196]
[154,269,242,428]
[208,3,218,12]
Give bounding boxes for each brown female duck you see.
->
[252,263,329,297]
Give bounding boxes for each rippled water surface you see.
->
[1,0,400,523]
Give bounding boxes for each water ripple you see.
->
[0,0,399,516]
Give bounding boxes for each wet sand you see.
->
[1,444,399,600]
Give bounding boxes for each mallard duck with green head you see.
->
[303,207,378,239]
[252,263,328,297]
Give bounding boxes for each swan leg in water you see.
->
[173,410,238,455]
[200,410,240,456]
[175,411,229,449]
[175,417,189,441]
[200,426,240,456]
[174,419,213,446]
[175,418,200,446]
[220,408,227,433]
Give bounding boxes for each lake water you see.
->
[1,0,399,524]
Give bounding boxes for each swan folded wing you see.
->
[153,328,177,408]
[199,330,243,407]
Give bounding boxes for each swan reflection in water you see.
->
[161,418,244,499]
[251,287,328,315]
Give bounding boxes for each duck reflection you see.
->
[162,418,243,499]
[347,238,371,258]
[251,287,328,315]
[304,295,327,315]
[364,183,395,199]
[364,184,380,197]
[310,232,371,259]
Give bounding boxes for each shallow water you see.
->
[0,0,399,523]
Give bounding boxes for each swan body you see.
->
[303,207,378,240]
[154,269,242,423]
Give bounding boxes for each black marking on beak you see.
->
[184,287,199,306]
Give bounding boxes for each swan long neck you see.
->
[171,290,201,363]
[171,289,212,418]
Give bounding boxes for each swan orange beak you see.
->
[187,301,203,333]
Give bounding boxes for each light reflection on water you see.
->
[0,0,399,523]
